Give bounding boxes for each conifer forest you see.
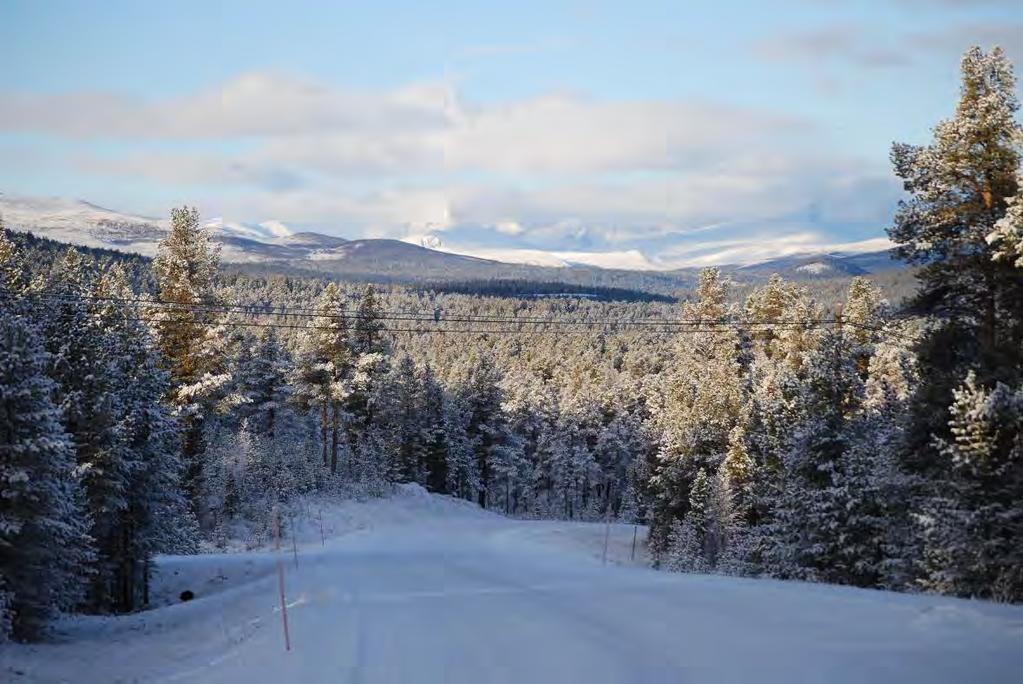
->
[1,12,1022,682]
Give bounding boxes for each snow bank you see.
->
[3,487,1021,684]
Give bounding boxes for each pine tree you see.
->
[889,46,1023,596]
[649,269,744,558]
[388,355,429,484]
[764,330,863,583]
[842,277,885,377]
[988,168,1023,267]
[0,223,30,299]
[420,363,451,493]
[95,265,195,609]
[294,283,351,475]
[667,468,711,573]
[150,206,225,511]
[234,329,294,439]
[720,422,755,521]
[36,249,134,612]
[351,285,387,357]
[924,373,1023,601]
[0,307,92,640]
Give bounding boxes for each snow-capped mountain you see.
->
[0,194,332,263]
[0,194,503,272]
[0,194,901,279]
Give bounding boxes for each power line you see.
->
[13,291,918,334]
[5,295,912,341]
[89,313,866,337]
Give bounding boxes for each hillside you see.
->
[1,194,908,300]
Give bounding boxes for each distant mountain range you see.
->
[0,194,905,285]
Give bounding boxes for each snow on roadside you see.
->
[0,484,494,683]
[493,520,651,567]
[155,484,494,606]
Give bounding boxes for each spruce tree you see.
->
[0,308,92,640]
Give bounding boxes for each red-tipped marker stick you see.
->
[273,506,292,652]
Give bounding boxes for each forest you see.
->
[1,45,1022,644]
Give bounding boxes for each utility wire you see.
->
[14,291,919,333]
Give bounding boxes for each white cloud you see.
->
[0,72,456,140]
[0,71,897,267]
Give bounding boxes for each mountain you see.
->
[0,194,905,289]
[737,253,870,279]
[0,194,517,278]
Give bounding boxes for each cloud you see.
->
[17,76,804,181]
[0,71,897,266]
[0,72,455,140]
[755,22,1023,71]
[909,23,1023,61]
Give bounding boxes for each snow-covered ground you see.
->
[3,485,1021,683]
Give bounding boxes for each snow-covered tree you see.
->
[0,307,92,640]
[92,265,195,609]
[889,46,1023,596]
[449,350,514,508]
[988,168,1023,267]
[233,329,294,439]
[150,206,226,511]
[923,373,1023,601]
[649,269,744,559]
[294,283,351,475]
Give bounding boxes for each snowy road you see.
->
[4,490,1023,683]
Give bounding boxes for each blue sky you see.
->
[1,0,1021,267]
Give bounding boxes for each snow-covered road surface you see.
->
[4,488,1022,683]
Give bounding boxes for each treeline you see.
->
[417,279,677,303]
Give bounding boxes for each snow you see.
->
[2,485,1021,683]
[796,261,832,275]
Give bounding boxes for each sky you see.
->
[1,0,1021,268]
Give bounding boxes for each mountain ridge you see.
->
[0,193,901,281]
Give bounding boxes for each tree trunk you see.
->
[320,400,328,468]
[330,401,339,475]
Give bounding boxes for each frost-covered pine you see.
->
[35,249,136,612]
[841,277,885,377]
[0,308,92,640]
[649,268,744,558]
[448,349,514,508]
[988,169,1023,268]
[889,46,1023,596]
[233,329,294,439]
[0,223,30,299]
[667,468,711,573]
[420,364,452,493]
[151,206,221,389]
[150,206,226,511]
[387,355,431,484]
[95,265,197,606]
[351,285,387,357]
[763,330,865,583]
[720,423,755,519]
[923,373,1023,601]
[294,282,351,475]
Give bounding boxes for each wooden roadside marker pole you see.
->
[602,485,613,566]
[272,506,292,652]
[291,514,299,568]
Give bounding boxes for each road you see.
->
[4,499,1023,683]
